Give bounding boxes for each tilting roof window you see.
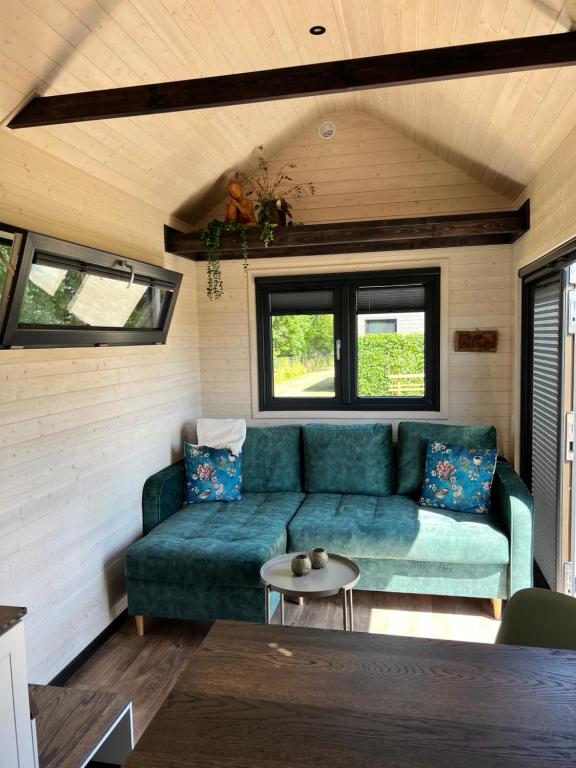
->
[0,230,182,349]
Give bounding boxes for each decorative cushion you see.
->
[419,441,498,514]
[396,421,498,497]
[242,426,302,492]
[184,444,243,503]
[302,423,393,496]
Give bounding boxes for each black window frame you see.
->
[0,230,182,349]
[256,268,441,412]
[0,224,27,330]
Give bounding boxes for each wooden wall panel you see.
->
[513,124,576,271]
[0,129,201,683]
[198,111,513,227]
[197,112,514,455]
[196,247,514,460]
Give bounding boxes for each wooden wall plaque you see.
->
[454,330,499,353]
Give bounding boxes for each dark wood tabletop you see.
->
[125,620,576,768]
[0,605,26,637]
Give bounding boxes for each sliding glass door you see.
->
[522,263,575,593]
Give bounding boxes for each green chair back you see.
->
[496,587,576,651]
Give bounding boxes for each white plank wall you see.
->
[0,129,201,683]
[197,111,514,458]
[198,111,513,226]
[513,123,576,272]
[197,248,514,461]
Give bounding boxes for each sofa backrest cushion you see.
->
[303,423,393,496]
[397,421,498,497]
[242,425,302,492]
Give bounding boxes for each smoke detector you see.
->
[318,121,336,140]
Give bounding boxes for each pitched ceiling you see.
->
[1,0,575,226]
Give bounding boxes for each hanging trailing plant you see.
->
[259,219,277,249]
[200,220,250,300]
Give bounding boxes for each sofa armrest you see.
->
[491,460,534,597]
[142,461,186,534]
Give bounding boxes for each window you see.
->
[256,268,440,411]
[1,231,182,348]
[364,318,397,334]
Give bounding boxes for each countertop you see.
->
[0,605,27,638]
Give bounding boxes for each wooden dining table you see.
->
[125,619,576,767]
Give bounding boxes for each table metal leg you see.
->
[342,588,349,631]
[265,585,271,624]
[280,594,285,626]
[348,589,354,632]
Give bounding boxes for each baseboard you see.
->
[49,609,128,686]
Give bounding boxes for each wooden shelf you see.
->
[164,203,530,261]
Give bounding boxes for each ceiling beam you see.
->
[8,33,576,128]
[164,203,530,261]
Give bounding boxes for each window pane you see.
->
[272,314,335,398]
[19,263,169,329]
[365,318,396,334]
[357,312,425,397]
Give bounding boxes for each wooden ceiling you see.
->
[1,0,575,225]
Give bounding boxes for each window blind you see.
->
[530,277,562,590]
[270,289,334,315]
[356,284,425,314]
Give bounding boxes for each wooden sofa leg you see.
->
[491,599,503,620]
[134,615,145,637]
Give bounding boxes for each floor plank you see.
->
[67,591,500,741]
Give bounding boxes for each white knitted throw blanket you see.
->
[195,418,246,456]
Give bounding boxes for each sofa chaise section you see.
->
[125,425,304,626]
[126,488,304,623]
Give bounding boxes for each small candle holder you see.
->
[309,548,329,569]
[291,554,312,576]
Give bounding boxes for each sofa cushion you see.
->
[242,426,302,492]
[397,421,498,497]
[125,492,304,588]
[303,423,393,496]
[287,493,509,565]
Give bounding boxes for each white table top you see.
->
[260,553,360,598]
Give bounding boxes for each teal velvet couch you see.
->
[124,422,533,626]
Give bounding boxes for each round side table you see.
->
[260,553,360,631]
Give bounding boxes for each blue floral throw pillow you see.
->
[419,441,498,514]
[184,444,243,504]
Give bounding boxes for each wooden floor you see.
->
[68,591,500,742]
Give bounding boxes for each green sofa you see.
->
[124,422,533,626]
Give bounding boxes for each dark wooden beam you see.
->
[164,202,530,261]
[8,32,576,127]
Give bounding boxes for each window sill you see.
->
[252,408,448,420]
